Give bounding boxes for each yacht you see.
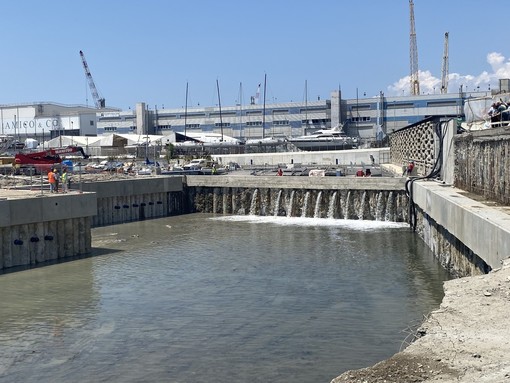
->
[288,125,358,151]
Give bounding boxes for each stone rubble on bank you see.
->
[331,258,510,383]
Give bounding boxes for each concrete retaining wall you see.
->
[0,192,96,270]
[411,180,510,275]
[454,126,510,205]
[185,176,409,221]
[78,176,186,227]
[0,217,91,269]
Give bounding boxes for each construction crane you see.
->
[409,0,420,96]
[79,50,106,109]
[440,32,449,94]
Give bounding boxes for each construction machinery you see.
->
[79,50,106,109]
[409,0,420,96]
[14,146,89,174]
[440,32,449,94]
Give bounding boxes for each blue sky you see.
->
[1,0,506,110]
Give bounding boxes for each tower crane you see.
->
[409,0,420,96]
[79,50,106,109]
[440,32,449,94]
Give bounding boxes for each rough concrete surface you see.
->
[331,259,510,383]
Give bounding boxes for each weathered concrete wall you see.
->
[411,180,510,275]
[0,192,96,227]
[0,192,96,270]
[454,126,510,205]
[184,176,408,221]
[0,217,91,269]
[78,176,187,227]
[187,185,408,221]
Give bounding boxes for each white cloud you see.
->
[388,52,510,95]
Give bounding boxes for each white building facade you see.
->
[0,102,112,142]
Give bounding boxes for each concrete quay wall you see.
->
[412,180,510,276]
[0,192,96,270]
[78,176,186,227]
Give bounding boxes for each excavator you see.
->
[14,146,89,175]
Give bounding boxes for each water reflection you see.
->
[0,214,450,383]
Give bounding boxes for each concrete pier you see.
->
[0,190,96,270]
[77,176,185,227]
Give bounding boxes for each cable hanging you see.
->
[405,118,453,231]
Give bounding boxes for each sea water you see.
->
[0,213,450,383]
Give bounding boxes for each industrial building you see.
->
[0,89,491,149]
[95,90,486,145]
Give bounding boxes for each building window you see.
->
[129,126,136,131]
[273,120,289,126]
[351,104,372,111]
[246,121,262,126]
[90,120,94,126]
[246,111,262,116]
[104,126,117,131]
[351,116,371,122]
[215,122,231,128]
[183,113,206,118]
[387,103,414,109]
[210,112,236,117]
[157,125,172,130]
[186,124,201,129]
[300,107,327,113]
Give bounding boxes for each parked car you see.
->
[183,158,210,170]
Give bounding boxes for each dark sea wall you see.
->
[455,127,510,205]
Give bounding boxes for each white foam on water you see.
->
[211,215,408,231]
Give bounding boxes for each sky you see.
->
[1,0,508,110]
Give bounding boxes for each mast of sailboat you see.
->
[216,79,224,141]
[184,82,188,137]
[305,79,308,132]
[262,73,267,139]
[238,82,243,140]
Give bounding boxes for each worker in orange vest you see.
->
[48,168,56,193]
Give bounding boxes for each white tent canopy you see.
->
[41,133,174,149]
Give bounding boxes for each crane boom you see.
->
[79,50,105,109]
[440,32,449,94]
[409,0,420,96]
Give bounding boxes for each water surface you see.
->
[0,214,450,383]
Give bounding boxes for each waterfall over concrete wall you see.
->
[188,186,408,221]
